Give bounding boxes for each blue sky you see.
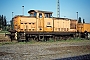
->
[0,0,90,23]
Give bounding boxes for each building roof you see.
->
[28,10,53,14]
[53,17,77,21]
[53,17,68,19]
[13,15,36,18]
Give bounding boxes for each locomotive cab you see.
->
[28,10,53,32]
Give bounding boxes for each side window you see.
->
[30,13,33,16]
[45,14,49,18]
[34,12,37,17]
[50,14,52,18]
[30,12,37,17]
[39,14,42,18]
[45,13,52,18]
[45,14,47,18]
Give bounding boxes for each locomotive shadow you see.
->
[53,54,90,60]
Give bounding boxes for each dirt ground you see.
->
[0,40,90,60]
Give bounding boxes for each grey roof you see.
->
[13,15,36,18]
[28,10,53,13]
[53,17,67,19]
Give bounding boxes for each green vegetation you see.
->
[78,17,82,23]
[83,19,85,23]
[18,40,37,44]
[0,39,89,46]
[0,15,7,31]
[0,42,16,46]
[0,31,9,33]
[0,15,11,31]
[78,17,85,23]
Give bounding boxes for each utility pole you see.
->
[22,6,24,15]
[12,12,14,18]
[76,12,78,21]
[76,12,81,37]
[57,0,60,18]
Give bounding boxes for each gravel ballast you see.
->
[0,40,90,60]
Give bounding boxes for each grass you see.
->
[0,40,37,46]
[0,39,89,46]
[0,42,16,46]
[18,40,37,44]
[0,31,10,34]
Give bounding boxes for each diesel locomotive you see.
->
[9,10,90,41]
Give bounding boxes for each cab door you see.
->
[38,13,44,32]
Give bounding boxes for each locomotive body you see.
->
[9,10,89,41]
[77,23,90,32]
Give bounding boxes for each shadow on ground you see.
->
[53,54,90,60]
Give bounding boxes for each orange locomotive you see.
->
[9,10,90,41]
